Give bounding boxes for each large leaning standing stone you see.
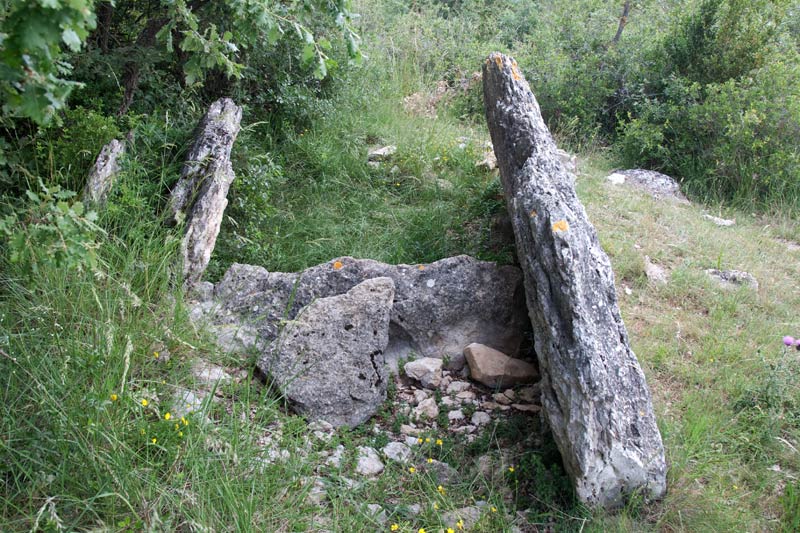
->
[167,98,243,288]
[483,53,666,508]
[264,277,394,427]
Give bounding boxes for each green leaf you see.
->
[314,55,328,79]
[267,23,283,45]
[61,28,82,51]
[26,190,41,203]
[301,43,315,65]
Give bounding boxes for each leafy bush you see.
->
[0,182,102,278]
[617,0,800,210]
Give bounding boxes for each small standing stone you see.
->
[82,139,125,206]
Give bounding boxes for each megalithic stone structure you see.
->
[482,52,666,509]
[167,98,242,288]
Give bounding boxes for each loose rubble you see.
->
[464,343,538,388]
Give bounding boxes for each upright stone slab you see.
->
[265,277,395,427]
[167,98,242,287]
[82,139,125,206]
[482,52,666,508]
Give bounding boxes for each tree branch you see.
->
[611,1,632,45]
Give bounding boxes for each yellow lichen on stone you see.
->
[333,260,343,270]
[530,210,537,218]
[552,220,569,233]
[494,56,503,69]
[512,65,522,80]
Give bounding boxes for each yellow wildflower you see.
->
[457,519,465,530]
[181,417,189,426]
[174,423,179,430]
[110,393,118,402]
[448,529,455,533]
[436,438,443,446]
[151,437,157,444]
[409,466,416,474]
[427,458,433,464]
[437,485,445,494]
[164,412,172,421]
[153,351,159,359]
[390,525,399,532]
[433,502,439,510]
[425,437,430,443]
[418,529,426,533]
[417,438,423,444]
[508,466,515,473]
[491,506,497,513]
[141,399,148,407]
[179,431,183,438]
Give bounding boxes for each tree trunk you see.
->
[117,16,168,116]
[611,1,632,45]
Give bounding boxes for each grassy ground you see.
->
[4,111,799,531]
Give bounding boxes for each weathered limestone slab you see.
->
[82,139,125,205]
[483,52,666,508]
[191,255,528,371]
[265,278,394,427]
[606,169,688,202]
[167,98,242,287]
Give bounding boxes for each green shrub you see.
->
[617,0,800,211]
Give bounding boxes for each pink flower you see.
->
[783,336,795,346]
